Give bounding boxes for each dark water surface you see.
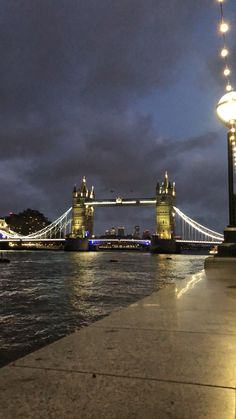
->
[0,251,206,367]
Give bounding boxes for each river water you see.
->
[0,250,206,367]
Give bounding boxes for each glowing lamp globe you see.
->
[216,91,236,126]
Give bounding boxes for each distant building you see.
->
[109,227,116,236]
[142,230,151,239]
[104,227,116,237]
[133,225,140,238]
[117,226,125,237]
[5,209,51,236]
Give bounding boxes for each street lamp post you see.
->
[226,130,235,226]
[216,91,236,255]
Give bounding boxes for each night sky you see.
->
[0,0,236,235]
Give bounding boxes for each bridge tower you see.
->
[71,176,94,238]
[151,171,179,253]
[156,171,176,239]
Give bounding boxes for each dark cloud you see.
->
[0,0,207,114]
[0,0,229,234]
[19,115,226,233]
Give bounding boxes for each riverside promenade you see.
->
[0,267,236,418]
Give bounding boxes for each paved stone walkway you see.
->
[1,267,236,418]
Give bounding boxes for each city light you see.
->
[216,92,236,126]
[219,21,229,33]
[216,0,236,227]
[223,67,230,76]
[220,48,228,57]
[217,0,234,93]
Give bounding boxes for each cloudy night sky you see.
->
[0,0,236,235]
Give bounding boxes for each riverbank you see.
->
[1,267,236,418]
[0,252,204,368]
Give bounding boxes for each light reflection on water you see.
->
[0,250,206,367]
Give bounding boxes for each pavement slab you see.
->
[13,326,236,388]
[0,367,235,419]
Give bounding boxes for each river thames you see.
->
[0,251,206,367]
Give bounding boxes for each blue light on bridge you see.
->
[88,239,151,246]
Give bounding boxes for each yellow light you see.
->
[216,91,236,126]
[226,84,232,92]
[223,67,231,76]
[220,22,229,33]
[221,48,229,57]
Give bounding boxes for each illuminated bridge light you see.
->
[88,239,151,245]
[139,200,157,204]
[85,199,156,206]
[174,206,223,242]
[121,201,137,204]
[86,201,117,206]
[1,205,223,245]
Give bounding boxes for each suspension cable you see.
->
[174,206,223,240]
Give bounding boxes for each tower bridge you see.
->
[0,172,224,253]
[68,172,177,252]
[65,172,222,252]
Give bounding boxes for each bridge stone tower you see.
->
[156,171,176,239]
[151,171,179,253]
[71,177,94,238]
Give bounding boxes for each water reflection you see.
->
[175,271,205,299]
[0,251,206,366]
